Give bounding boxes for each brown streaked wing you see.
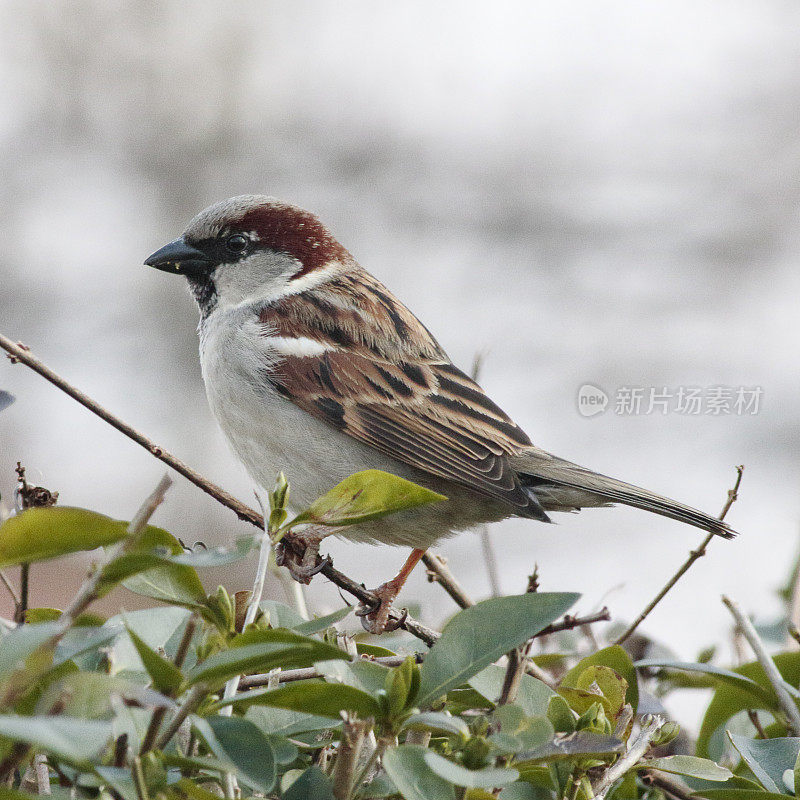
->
[261,288,547,519]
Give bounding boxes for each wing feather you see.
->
[259,273,548,520]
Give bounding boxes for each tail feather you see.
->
[513,452,736,539]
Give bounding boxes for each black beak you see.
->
[144,237,212,277]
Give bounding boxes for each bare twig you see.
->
[644,771,694,800]
[422,552,473,608]
[332,715,371,800]
[57,474,172,634]
[477,527,501,596]
[536,607,610,638]
[237,608,609,692]
[747,709,767,739]
[152,684,207,752]
[722,595,800,736]
[615,465,743,645]
[592,716,663,798]
[0,572,19,607]
[221,496,270,799]
[0,335,437,647]
[140,617,197,755]
[0,475,172,712]
[498,647,528,706]
[239,654,424,689]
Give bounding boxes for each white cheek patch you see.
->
[264,336,330,357]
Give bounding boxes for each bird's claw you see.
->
[355,584,406,634]
[275,540,331,585]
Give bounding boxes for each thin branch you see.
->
[592,715,663,798]
[0,475,172,712]
[331,715,371,800]
[220,496,270,799]
[422,552,473,608]
[615,465,743,645]
[238,608,610,691]
[535,607,610,638]
[0,571,19,607]
[644,771,694,800]
[152,684,207,752]
[722,595,800,736]
[140,617,197,755]
[498,647,527,706]
[0,335,437,647]
[56,474,173,634]
[477,527,501,597]
[239,653,424,689]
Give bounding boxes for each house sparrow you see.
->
[145,195,736,633]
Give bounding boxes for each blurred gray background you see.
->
[1,1,797,664]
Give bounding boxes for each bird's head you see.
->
[144,195,352,315]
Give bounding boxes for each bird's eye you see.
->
[225,234,249,254]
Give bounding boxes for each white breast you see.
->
[198,307,399,508]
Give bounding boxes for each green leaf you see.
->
[0,714,111,765]
[468,665,556,718]
[424,751,519,788]
[25,608,105,627]
[514,732,624,764]
[95,766,138,800]
[728,732,800,794]
[225,681,381,719]
[36,672,173,718]
[564,646,638,713]
[169,536,255,567]
[402,712,470,739]
[317,658,391,695]
[293,606,352,635]
[119,528,207,609]
[0,507,130,567]
[193,716,276,794]
[282,766,335,800]
[259,600,307,630]
[289,469,446,527]
[691,653,800,758]
[125,627,183,694]
[640,755,732,781]
[107,607,191,675]
[383,745,456,800]
[694,792,792,799]
[0,622,59,678]
[635,659,774,706]
[417,592,579,708]
[244,705,335,737]
[188,629,347,688]
[559,666,628,719]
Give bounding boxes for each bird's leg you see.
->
[275,527,332,584]
[356,547,427,634]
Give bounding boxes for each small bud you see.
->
[652,720,681,747]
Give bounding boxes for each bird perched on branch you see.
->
[145,195,736,633]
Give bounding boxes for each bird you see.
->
[145,195,736,633]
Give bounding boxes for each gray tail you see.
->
[515,455,736,539]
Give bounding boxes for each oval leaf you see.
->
[188,630,347,688]
[383,745,456,800]
[642,755,732,782]
[564,646,638,713]
[224,681,381,719]
[194,716,276,794]
[417,592,579,708]
[728,733,800,794]
[290,470,446,527]
[424,750,519,788]
[0,715,111,765]
[0,507,129,568]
